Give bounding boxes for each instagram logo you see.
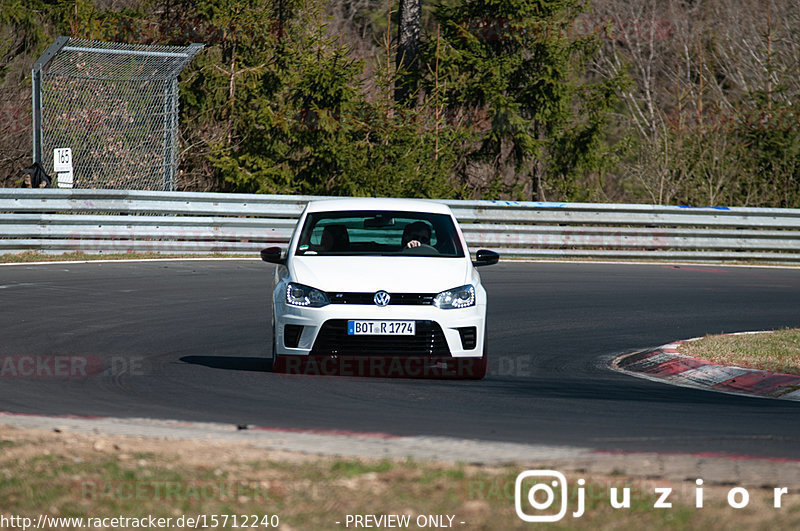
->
[515,470,578,522]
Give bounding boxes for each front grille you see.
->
[311,320,450,356]
[327,292,435,305]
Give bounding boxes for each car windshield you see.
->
[294,210,465,257]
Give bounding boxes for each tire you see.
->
[466,356,488,380]
[271,319,286,373]
[466,333,489,380]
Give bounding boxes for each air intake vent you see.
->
[284,325,304,348]
[457,327,477,350]
[311,320,450,356]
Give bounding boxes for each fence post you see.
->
[31,37,69,166]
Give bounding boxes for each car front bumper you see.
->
[274,297,487,359]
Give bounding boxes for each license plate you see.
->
[347,320,416,336]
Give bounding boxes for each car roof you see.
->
[303,197,454,215]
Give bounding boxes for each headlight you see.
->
[433,284,475,309]
[286,282,330,307]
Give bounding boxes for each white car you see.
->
[260,198,499,378]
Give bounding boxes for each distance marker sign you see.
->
[53,148,73,188]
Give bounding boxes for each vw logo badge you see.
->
[374,291,391,307]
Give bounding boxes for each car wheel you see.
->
[467,334,488,380]
[271,319,286,373]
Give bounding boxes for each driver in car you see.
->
[402,221,432,248]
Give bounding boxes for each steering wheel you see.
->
[403,244,439,255]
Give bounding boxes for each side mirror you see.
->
[472,249,499,267]
[260,247,286,265]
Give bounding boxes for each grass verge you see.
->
[1,426,799,530]
[677,329,800,375]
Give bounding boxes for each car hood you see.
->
[289,256,472,293]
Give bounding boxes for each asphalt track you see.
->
[1,260,799,458]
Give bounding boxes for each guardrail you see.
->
[2,189,800,263]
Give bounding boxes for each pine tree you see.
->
[427,0,624,200]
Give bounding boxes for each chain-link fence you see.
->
[33,38,203,190]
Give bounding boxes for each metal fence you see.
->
[32,38,203,191]
[2,189,800,263]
